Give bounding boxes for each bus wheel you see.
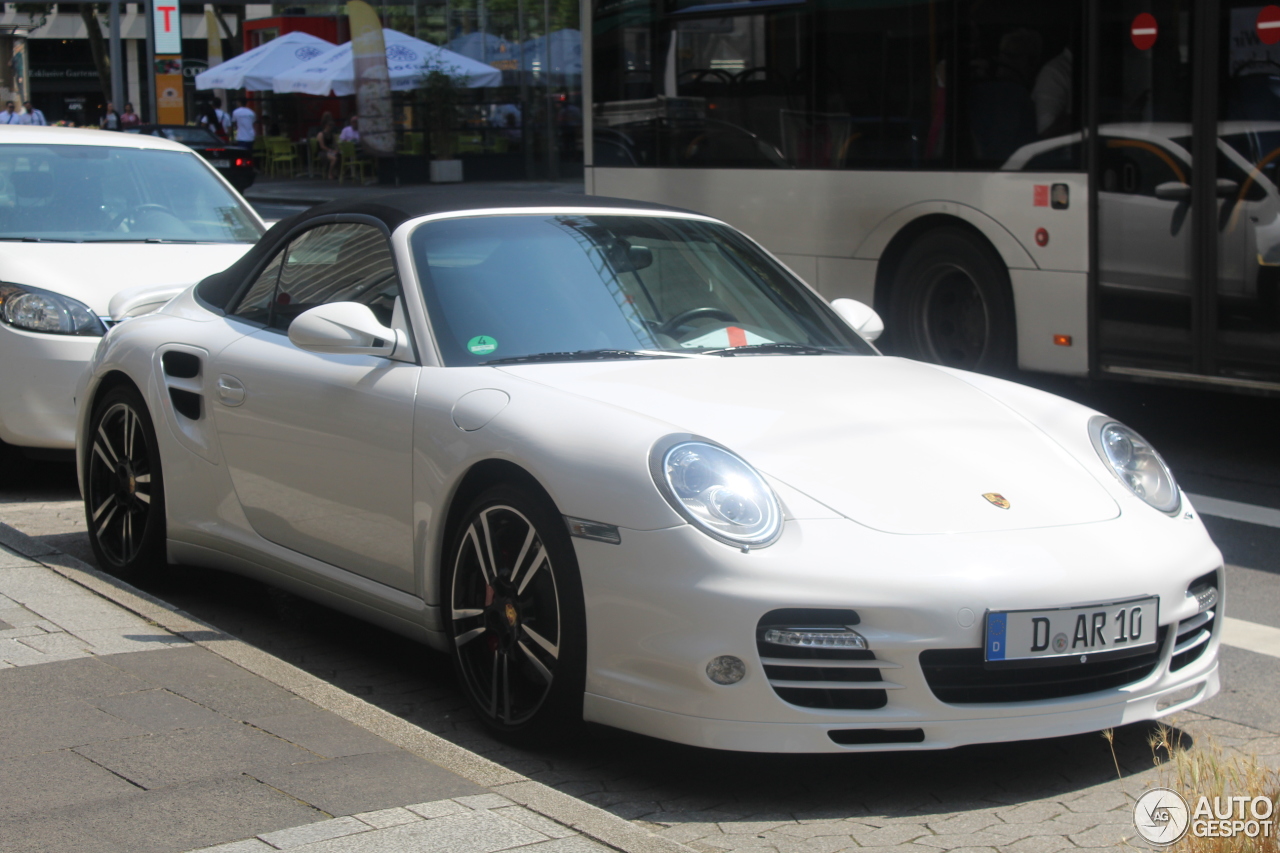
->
[889,228,1016,373]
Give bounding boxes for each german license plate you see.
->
[210,159,230,168]
[985,596,1159,666]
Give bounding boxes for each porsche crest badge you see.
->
[982,492,1011,509]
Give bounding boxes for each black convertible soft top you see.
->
[196,189,692,312]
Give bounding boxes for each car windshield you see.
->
[0,143,262,243]
[157,127,222,146]
[412,213,874,365]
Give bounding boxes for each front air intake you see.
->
[828,728,925,746]
[755,609,895,710]
[919,628,1168,704]
[161,350,201,379]
[1172,570,1219,671]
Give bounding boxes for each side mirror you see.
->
[289,302,408,357]
[1154,181,1192,202]
[830,298,884,343]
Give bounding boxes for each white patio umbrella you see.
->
[272,29,502,96]
[446,31,519,66]
[194,31,335,91]
[520,29,582,76]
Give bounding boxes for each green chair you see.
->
[398,131,425,157]
[266,137,298,178]
[338,141,372,184]
[456,133,485,154]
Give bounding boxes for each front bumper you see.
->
[575,510,1223,752]
[0,325,101,449]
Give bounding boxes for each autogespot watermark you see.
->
[1133,787,1276,846]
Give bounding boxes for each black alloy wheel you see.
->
[446,484,586,740]
[889,227,1016,374]
[84,385,166,577]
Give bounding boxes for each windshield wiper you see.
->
[81,237,208,244]
[702,342,849,357]
[484,348,696,365]
[0,236,81,243]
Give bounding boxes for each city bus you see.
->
[585,0,1280,391]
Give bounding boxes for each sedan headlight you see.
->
[0,283,106,336]
[651,436,782,548]
[1089,416,1180,513]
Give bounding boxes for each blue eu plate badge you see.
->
[986,612,1007,661]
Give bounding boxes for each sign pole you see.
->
[108,1,123,114]
[145,2,157,122]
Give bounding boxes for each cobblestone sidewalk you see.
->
[0,535,687,853]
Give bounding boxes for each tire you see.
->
[888,227,1016,373]
[83,384,167,578]
[444,483,587,742]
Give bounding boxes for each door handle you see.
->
[216,374,246,407]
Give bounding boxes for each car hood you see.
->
[500,356,1121,535]
[0,242,253,314]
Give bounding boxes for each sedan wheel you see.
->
[447,484,586,739]
[85,385,166,576]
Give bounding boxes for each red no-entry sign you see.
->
[1259,5,1280,46]
[1131,13,1158,51]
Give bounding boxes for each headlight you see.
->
[651,436,782,548]
[1089,416,1180,513]
[0,283,105,336]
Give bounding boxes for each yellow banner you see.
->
[155,57,184,125]
[348,0,393,157]
[205,9,223,66]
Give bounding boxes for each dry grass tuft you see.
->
[1138,725,1280,853]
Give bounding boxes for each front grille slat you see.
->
[769,678,905,690]
[1177,610,1213,635]
[758,656,896,669]
[1173,629,1210,657]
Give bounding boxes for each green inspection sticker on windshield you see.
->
[467,335,498,356]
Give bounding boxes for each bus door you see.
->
[1095,0,1280,388]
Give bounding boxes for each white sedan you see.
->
[0,126,264,466]
[76,193,1222,752]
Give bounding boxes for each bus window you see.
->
[593,0,1082,171]
[960,1,1083,168]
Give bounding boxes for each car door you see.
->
[211,220,419,593]
[1097,134,1195,295]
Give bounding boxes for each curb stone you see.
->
[0,521,696,853]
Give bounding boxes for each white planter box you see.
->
[430,159,463,183]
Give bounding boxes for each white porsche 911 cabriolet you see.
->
[76,192,1222,752]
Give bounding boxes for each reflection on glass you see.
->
[0,145,262,243]
[1214,1,1280,380]
[411,214,873,365]
[1094,0,1195,373]
[592,0,1082,170]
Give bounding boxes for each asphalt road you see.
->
[252,202,311,223]
[4,370,1279,853]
